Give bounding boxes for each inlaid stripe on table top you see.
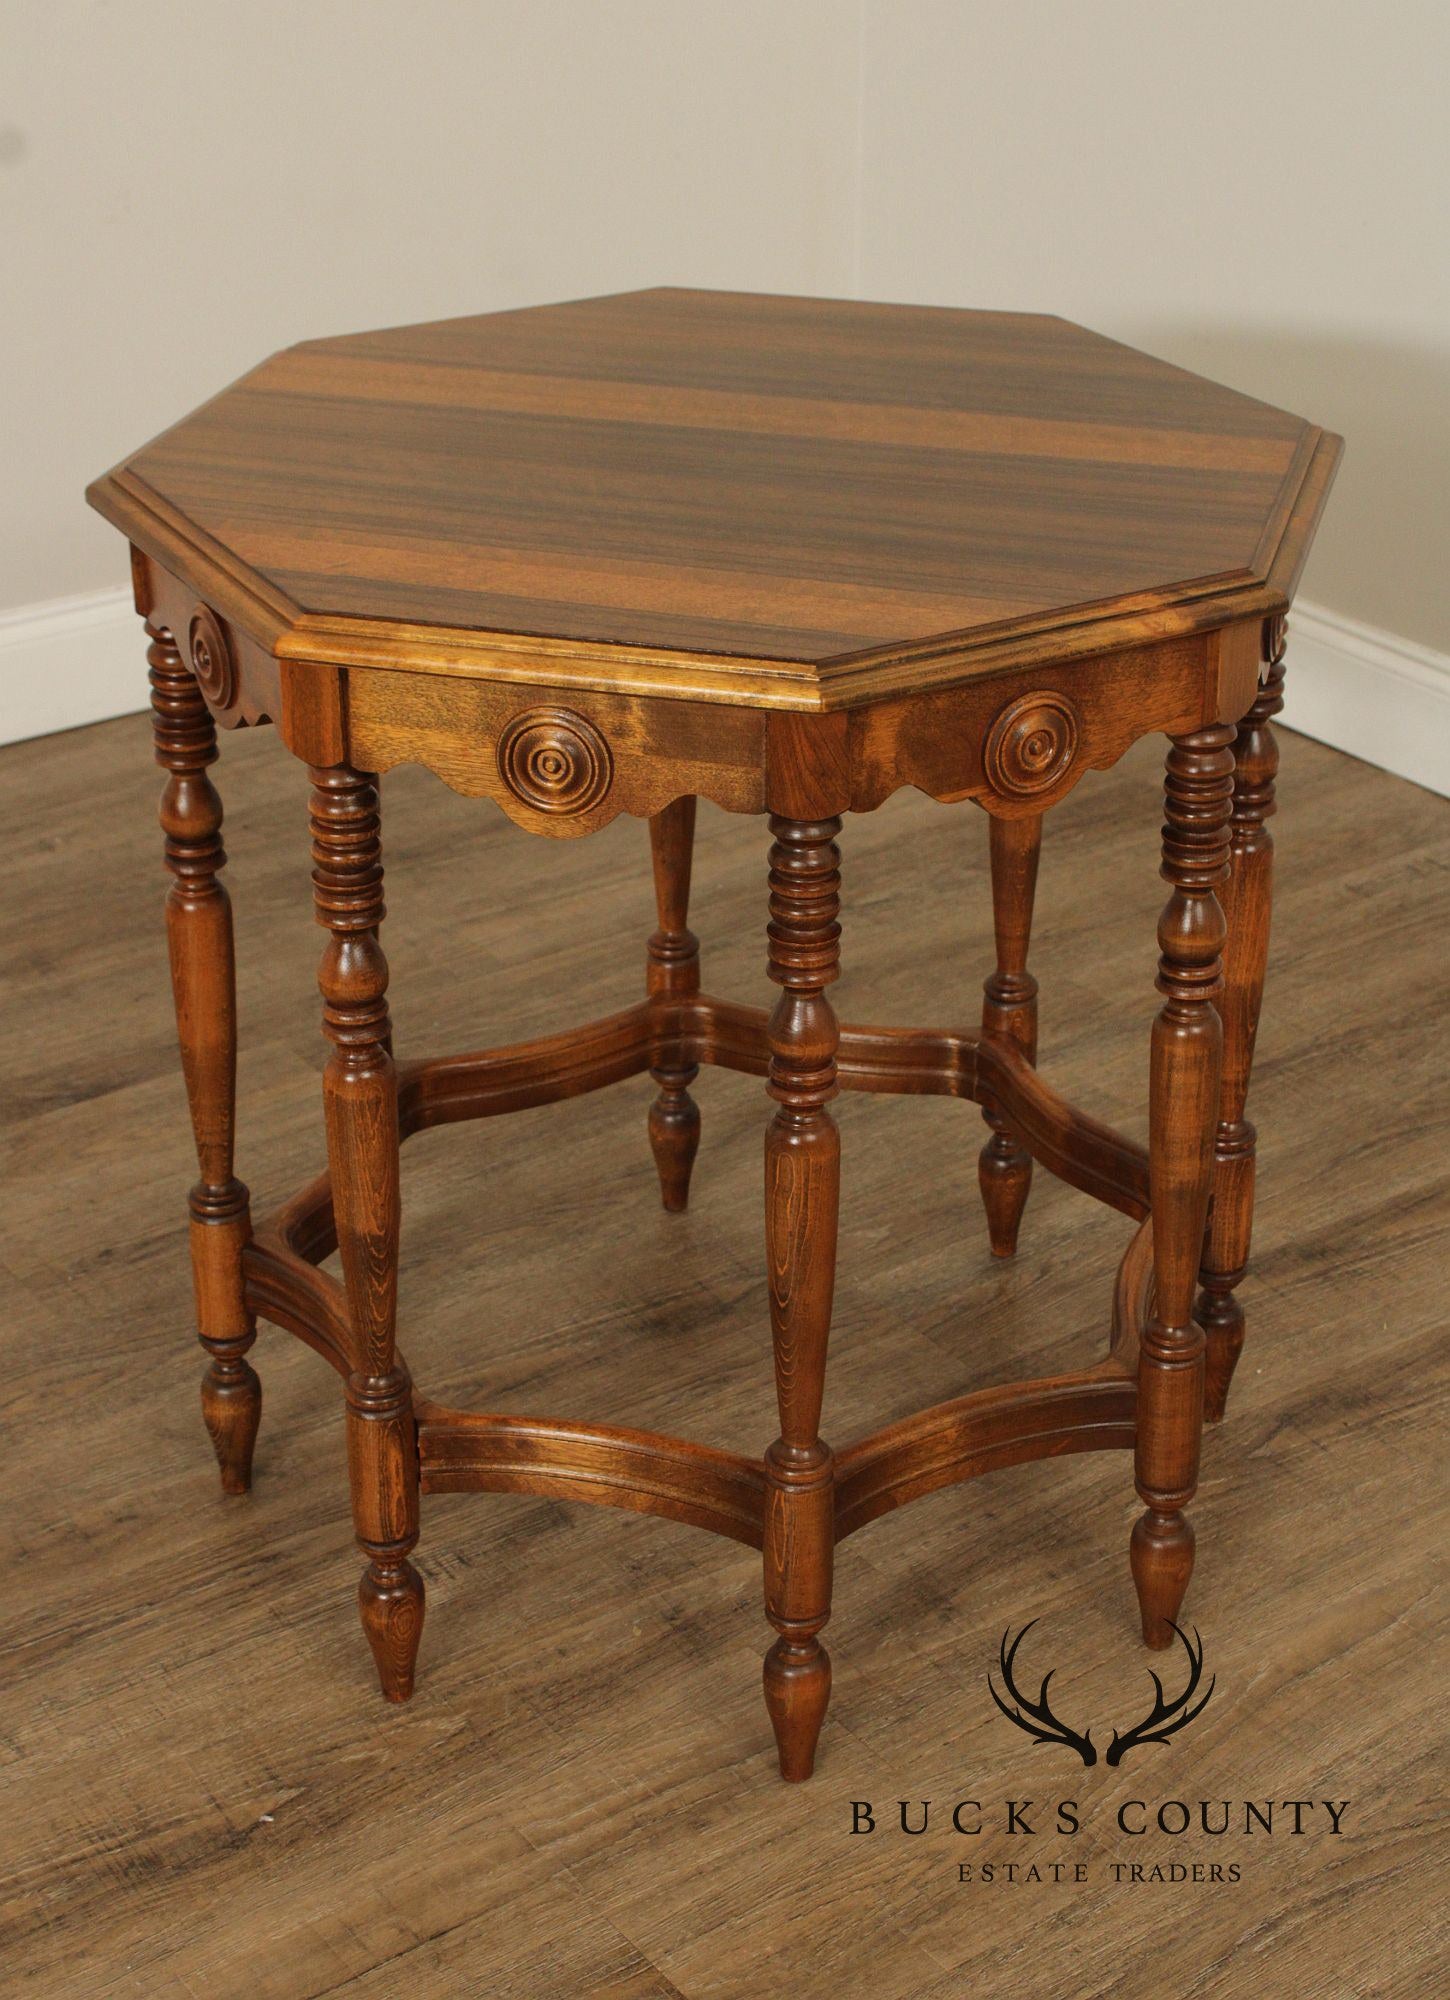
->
[338,289,1307,439]
[254,349,1302,474]
[93,288,1339,696]
[134,393,1293,661]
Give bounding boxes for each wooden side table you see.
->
[88,290,1339,1780]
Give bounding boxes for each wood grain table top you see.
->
[88,288,1340,707]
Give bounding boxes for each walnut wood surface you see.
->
[149,623,260,1493]
[80,299,1342,1791]
[833,1365,1136,1539]
[124,544,1272,834]
[89,289,1340,709]
[978,812,1042,1255]
[14,714,1443,1995]
[760,817,842,1779]
[414,1403,769,1548]
[1131,725,1236,1647]
[240,988,1154,1401]
[310,764,423,1699]
[645,795,701,1211]
[1199,615,1285,1422]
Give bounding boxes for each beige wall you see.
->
[859,0,1450,651]
[4,0,1446,658]
[2,0,858,609]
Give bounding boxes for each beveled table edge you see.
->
[85,432,1341,713]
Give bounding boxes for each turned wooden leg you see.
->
[1199,617,1285,1423]
[762,815,841,1780]
[311,764,423,1702]
[979,811,1042,1256]
[1132,726,1234,1648]
[150,621,260,1494]
[646,796,701,1212]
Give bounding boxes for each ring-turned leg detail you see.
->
[646,796,701,1212]
[1132,726,1234,1648]
[310,764,423,1701]
[350,1372,424,1701]
[762,815,841,1780]
[150,620,260,1494]
[979,812,1042,1256]
[1199,619,1285,1423]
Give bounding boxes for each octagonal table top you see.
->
[88,288,1339,709]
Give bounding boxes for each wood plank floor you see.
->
[2,710,1446,1998]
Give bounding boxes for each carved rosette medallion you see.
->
[984,690,1081,799]
[187,606,236,711]
[497,706,613,815]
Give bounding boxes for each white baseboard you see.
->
[1282,600,1450,797]
[1,586,1447,798]
[0,586,140,745]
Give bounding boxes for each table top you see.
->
[89,288,1339,708]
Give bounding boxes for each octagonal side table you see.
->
[88,289,1340,1780]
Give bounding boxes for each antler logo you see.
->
[1103,1624,1214,1767]
[988,1622,1099,1765]
[988,1621,1214,1768]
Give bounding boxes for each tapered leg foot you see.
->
[648,1067,701,1212]
[1131,1508,1195,1650]
[359,1558,425,1702]
[201,1354,261,1494]
[1199,1292,1245,1425]
[978,1131,1033,1257]
[764,1637,832,1782]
